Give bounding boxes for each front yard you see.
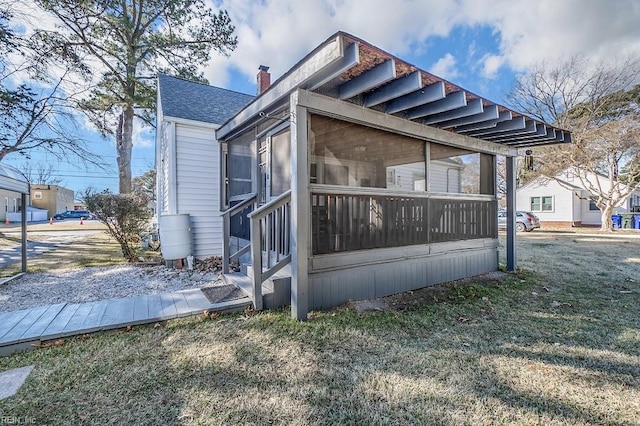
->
[0,230,638,425]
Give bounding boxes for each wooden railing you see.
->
[311,189,497,255]
[221,193,257,274]
[248,190,291,310]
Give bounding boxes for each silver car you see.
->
[498,211,541,232]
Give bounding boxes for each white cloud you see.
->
[132,118,154,148]
[205,0,640,90]
[457,0,640,72]
[481,54,504,79]
[430,53,460,80]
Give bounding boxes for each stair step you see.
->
[222,271,291,310]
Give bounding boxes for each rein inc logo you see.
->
[0,416,36,424]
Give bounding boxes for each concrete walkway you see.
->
[0,288,251,357]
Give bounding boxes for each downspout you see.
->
[168,121,177,214]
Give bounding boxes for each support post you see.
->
[290,90,310,320]
[222,212,230,274]
[250,216,263,311]
[480,153,496,195]
[506,155,516,271]
[21,192,27,273]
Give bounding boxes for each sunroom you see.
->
[217,32,571,320]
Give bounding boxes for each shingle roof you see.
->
[158,74,254,125]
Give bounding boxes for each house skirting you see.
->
[307,238,498,310]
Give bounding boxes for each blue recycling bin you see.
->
[633,215,640,230]
[611,214,622,229]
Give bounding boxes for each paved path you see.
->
[0,288,251,357]
[0,240,60,267]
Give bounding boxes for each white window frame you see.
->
[530,195,553,212]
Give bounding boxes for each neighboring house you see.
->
[30,184,74,219]
[517,169,640,227]
[159,31,571,319]
[0,188,21,222]
[156,75,254,258]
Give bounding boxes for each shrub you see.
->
[84,190,152,262]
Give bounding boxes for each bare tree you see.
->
[33,0,237,193]
[0,4,101,167]
[22,162,62,185]
[506,55,640,231]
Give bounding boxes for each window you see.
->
[310,114,426,190]
[589,199,600,211]
[429,143,481,194]
[530,196,553,212]
[223,131,254,209]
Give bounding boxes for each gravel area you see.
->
[0,265,226,313]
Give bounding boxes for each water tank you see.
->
[159,214,192,260]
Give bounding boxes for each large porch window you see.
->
[309,114,497,255]
[310,114,426,190]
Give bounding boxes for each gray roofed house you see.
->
[155,74,254,260]
[157,74,254,125]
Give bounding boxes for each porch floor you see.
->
[0,288,251,357]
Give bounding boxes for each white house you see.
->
[155,75,254,258]
[516,169,640,227]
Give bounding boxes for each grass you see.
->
[0,231,639,424]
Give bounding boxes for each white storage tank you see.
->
[159,214,192,260]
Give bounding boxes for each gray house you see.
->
[159,32,571,320]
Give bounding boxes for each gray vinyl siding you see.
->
[307,239,498,310]
[175,124,222,258]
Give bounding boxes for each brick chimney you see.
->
[257,65,270,94]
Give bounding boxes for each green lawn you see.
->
[0,231,638,425]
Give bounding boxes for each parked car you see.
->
[498,210,541,232]
[53,210,96,220]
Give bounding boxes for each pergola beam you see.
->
[406,90,467,120]
[455,111,513,133]
[339,59,396,100]
[365,70,421,107]
[435,104,499,128]
[385,81,445,114]
[465,116,526,137]
[423,98,484,125]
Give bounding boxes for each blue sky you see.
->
[3,0,640,198]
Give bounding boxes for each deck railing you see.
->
[248,190,291,310]
[311,187,497,255]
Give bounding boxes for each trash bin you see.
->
[611,214,622,229]
[621,214,633,229]
[634,214,640,230]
